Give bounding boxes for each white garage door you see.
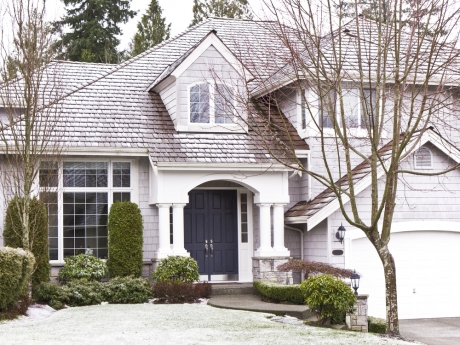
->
[351,231,460,319]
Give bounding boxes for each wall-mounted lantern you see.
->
[335,224,346,244]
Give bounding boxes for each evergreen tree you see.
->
[190,0,252,27]
[130,0,171,57]
[55,0,136,63]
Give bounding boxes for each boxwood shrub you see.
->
[253,280,306,305]
[0,247,35,311]
[103,277,152,304]
[368,316,386,334]
[107,201,143,278]
[57,254,108,283]
[3,196,50,288]
[301,274,356,325]
[152,256,199,283]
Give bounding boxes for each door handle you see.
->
[205,240,208,257]
[210,239,213,257]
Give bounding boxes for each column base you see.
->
[253,247,275,257]
[252,256,293,285]
[172,249,190,256]
[272,247,290,257]
[154,249,174,259]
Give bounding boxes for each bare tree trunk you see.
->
[380,246,399,335]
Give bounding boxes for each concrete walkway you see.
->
[208,294,312,319]
[400,318,460,345]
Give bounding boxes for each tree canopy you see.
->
[129,0,171,58]
[189,0,252,27]
[55,0,136,63]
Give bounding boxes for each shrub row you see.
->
[153,281,212,303]
[253,280,306,305]
[34,276,153,309]
[0,247,35,311]
[3,196,50,288]
[368,316,386,333]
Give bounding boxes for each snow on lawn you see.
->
[0,304,417,345]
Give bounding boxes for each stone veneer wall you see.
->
[346,295,369,332]
[252,257,293,284]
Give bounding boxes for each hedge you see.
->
[107,202,143,277]
[0,247,35,311]
[3,196,50,288]
[152,256,200,283]
[368,316,386,333]
[57,254,108,283]
[253,280,306,305]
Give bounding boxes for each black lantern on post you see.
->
[350,270,360,295]
[335,224,346,244]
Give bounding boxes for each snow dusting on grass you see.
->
[0,304,418,345]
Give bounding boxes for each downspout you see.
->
[284,224,304,260]
[308,151,312,201]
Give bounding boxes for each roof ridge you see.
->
[50,60,116,66]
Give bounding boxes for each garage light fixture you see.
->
[350,270,360,295]
[335,224,346,244]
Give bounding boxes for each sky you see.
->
[47,0,267,51]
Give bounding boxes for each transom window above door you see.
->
[189,82,235,124]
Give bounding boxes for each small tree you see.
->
[3,196,50,289]
[107,201,143,277]
[129,0,171,57]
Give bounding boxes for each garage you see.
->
[350,226,460,319]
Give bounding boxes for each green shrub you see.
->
[152,256,199,283]
[368,316,386,334]
[103,277,152,304]
[107,202,143,278]
[301,274,356,325]
[58,254,108,283]
[0,247,35,311]
[33,282,69,310]
[3,196,50,288]
[62,280,105,306]
[253,280,306,305]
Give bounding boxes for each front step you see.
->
[210,283,254,295]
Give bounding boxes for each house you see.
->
[1,16,460,320]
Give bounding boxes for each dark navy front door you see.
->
[184,190,238,280]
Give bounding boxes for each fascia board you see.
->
[152,75,176,93]
[171,33,253,82]
[63,147,149,156]
[155,162,291,171]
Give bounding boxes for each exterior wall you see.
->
[177,45,242,129]
[275,86,298,129]
[139,157,157,262]
[285,228,301,259]
[159,80,177,127]
[304,219,328,262]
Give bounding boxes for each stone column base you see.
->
[346,295,369,332]
[252,256,293,285]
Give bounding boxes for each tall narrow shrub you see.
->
[3,196,50,288]
[107,201,143,277]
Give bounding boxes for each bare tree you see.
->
[210,0,460,335]
[0,0,64,296]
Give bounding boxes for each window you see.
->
[189,82,234,124]
[321,88,376,129]
[40,160,134,261]
[240,194,248,243]
[414,147,432,169]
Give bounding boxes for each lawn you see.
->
[0,304,418,345]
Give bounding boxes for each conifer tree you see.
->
[189,0,252,27]
[130,0,171,57]
[55,0,136,63]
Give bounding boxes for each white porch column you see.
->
[254,203,274,257]
[172,203,189,256]
[156,203,173,258]
[272,203,290,256]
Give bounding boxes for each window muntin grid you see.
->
[240,194,248,243]
[40,192,59,260]
[63,162,108,188]
[113,162,131,187]
[190,84,210,123]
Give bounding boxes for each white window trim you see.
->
[177,81,246,133]
[414,147,433,169]
[42,158,138,264]
[299,88,387,139]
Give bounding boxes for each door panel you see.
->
[184,190,238,280]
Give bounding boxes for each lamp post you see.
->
[336,224,346,244]
[350,270,360,295]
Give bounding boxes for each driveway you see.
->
[400,318,460,345]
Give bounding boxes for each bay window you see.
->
[40,160,135,261]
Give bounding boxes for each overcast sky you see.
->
[47,0,267,51]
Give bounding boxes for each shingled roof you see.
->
[0,18,308,163]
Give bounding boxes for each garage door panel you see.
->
[352,231,460,319]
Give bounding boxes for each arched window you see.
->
[189,82,234,124]
[414,147,432,169]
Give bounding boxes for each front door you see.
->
[184,190,238,281]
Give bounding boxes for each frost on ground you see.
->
[0,304,419,345]
[4,303,56,324]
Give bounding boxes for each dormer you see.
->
[148,31,253,133]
